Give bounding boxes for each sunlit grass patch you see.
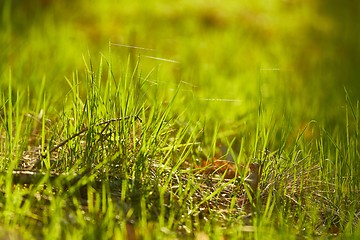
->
[0,0,359,239]
[0,49,359,239]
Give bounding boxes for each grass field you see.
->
[0,0,359,239]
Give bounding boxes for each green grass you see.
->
[0,0,360,239]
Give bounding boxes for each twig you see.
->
[43,115,142,157]
[10,170,77,185]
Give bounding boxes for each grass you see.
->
[1,0,360,239]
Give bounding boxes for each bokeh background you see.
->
[1,0,359,129]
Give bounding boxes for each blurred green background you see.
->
[1,0,359,128]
